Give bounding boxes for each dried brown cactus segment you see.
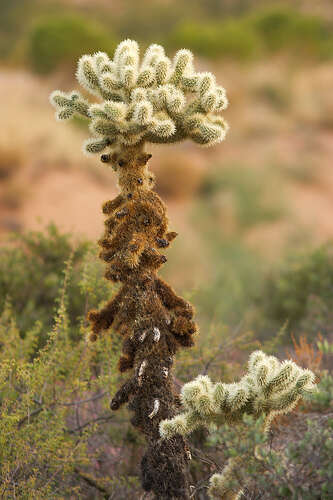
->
[85,145,195,498]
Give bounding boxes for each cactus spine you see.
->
[50,39,229,499]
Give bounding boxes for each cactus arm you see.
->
[102,195,125,215]
[160,351,316,440]
[155,278,193,313]
[87,288,125,341]
[50,90,90,120]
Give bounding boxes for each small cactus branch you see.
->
[50,90,90,120]
[160,351,317,499]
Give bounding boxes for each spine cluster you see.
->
[160,350,316,498]
[50,39,228,153]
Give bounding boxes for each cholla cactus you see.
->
[50,40,229,500]
[160,350,316,499]
[50,39,228,153]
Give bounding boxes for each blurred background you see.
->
[0,1,333,497]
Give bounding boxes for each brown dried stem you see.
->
[88,143,197,499]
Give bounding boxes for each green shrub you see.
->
[199,164,283,230]
[190,164,285,331]
[27,14,117,74]
[249,6,333,58]
[191,206,264,330]
[116,0,188,44]
[169,20,261,60]
[256,245,333,341]
[0,0,33,59]
[194,238,263,329]
[0,257,141,499]
[306,372,333,411]
[206,413,333,499]
[0,224,111,349]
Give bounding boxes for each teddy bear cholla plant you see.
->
[160,350,317,499]
[50,39,228,500]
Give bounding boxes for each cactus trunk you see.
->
[88,144,196,498]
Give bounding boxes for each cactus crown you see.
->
[50,39,229,155]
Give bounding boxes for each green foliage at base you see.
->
[0,254,141,498]
[0,224,331,497]
[207,413,333,499]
